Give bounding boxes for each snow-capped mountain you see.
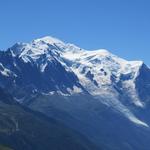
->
[1,36,150,149]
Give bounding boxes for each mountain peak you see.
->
[32,36,64,45]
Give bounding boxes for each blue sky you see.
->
[0,0,150,65]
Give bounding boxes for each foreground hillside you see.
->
[0,88,98,150]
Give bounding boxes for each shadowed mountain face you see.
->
[0,88,99,150]
[0,145,13,150]
[0,36,150,149]
[135,64,150,103]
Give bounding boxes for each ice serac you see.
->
[62,47,149,127]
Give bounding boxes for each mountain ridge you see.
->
[0,36,149,126]
[1,36,150,149]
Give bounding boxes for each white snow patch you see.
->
[128,115,149,127]
[0,63,12,77]
[33,36,64,45]
[67,86,82,95]
[40,63,47,72]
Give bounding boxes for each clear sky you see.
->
[0,0,150,65]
